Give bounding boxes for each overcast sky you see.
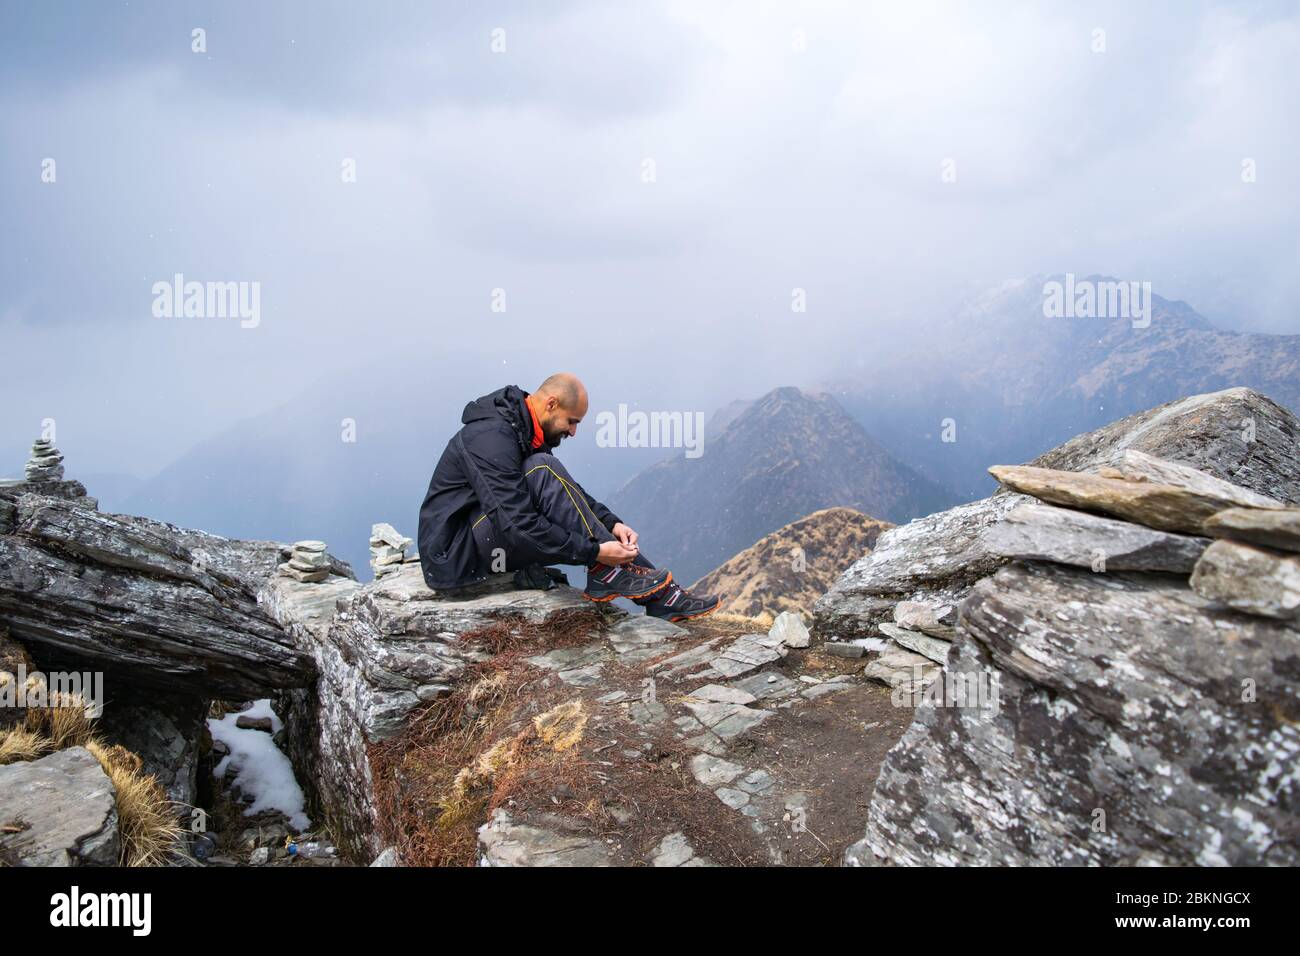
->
[3,0,1298,478]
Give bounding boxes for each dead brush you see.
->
[85,740,185,867]
[369,617,600,866]
[1,690,183,866]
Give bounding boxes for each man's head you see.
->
[530,372,588,447]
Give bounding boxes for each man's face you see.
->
[538,392,587,447]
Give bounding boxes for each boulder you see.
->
[265,563,607,861]
[1190,540,1300,620]
[854,562,1299,866]
[0,494,315,698]
[1028,387,1300,504]
[0,747,119,866]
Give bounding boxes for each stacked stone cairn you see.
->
[279,540,331,584]
[370,523,412,578]
[25,439,65,482]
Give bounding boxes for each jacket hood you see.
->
[461,385,534,453]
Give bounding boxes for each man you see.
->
[417,373,721,622]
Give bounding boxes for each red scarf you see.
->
[524,394,545,450]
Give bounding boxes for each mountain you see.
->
[829,276,1300,503]
[691,507,893,625]
[607,387,954,585]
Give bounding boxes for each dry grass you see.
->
[86,741,186,867]
[23,692,96,749]
[0,682,183,867]
[0,726,49,765]
[368,616,601,867]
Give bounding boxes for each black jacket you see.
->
[417,385,621,589]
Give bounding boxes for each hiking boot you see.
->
[512,565,569,591]
[642,583,722,623]
[583,562,672,602]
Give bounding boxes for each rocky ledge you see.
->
[815,387,1300,866]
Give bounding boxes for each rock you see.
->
[983,502,1210,573]
[289,551,330,570]
[714,787,750,810]
[235,714,274,733]
[768,610,811,648]
[892,601,956,638]
[704,633,787,679]
[649,831,713,867]
[1112,450,1286,508]
[0,494,315,698]
[1204,507,1300,553]
[267,564,607,860]
[279,562,330,583]
[1028,387,1300,504]
[860,562,1300,866]
[369,523,413,578]
[823,642,865,659]
[815,494,1026,641]
[686,684,756,705]
[681,699,773,741]
[370,524,412,550]
[878,622,950,664]
[249,846,270,865]
[0,747,119,866]
[988,464,1271,536]
[605,615,685,659]
[293,540,328,553]
[1190,540,1300,620]
[688,753,744,787]
[478,810,614,866]
[370,847,399,867]
[92,689,207,807]
[862,646,939,693]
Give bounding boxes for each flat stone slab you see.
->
[731,671,802,702]
[478,810,614,867]
[984,501,1209,573]
[689,753,745,787]
[0,747,119,866]
[878,622,951,664]
[989,462,1280,536]
[682,699,774,741]
[893,600,956,638]
[648,831,713,867]
[686,683,757,705]
[606,615,686,658]
[1204,507,1300,553]
[863,647,940,693]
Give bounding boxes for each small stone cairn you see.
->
[25,439,65,482]
[279,540,331,583]
[370,523,412,578]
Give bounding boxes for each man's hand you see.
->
[597,540,639,565]
[611,522,639,549]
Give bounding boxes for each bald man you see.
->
[417,373,721,622]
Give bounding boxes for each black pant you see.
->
[471,452,658,575]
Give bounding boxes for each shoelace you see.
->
[622,562,659,576]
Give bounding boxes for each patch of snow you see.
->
[208,698,310,831]
[848,637,890,651]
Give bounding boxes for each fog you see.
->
[3,0,1298,483]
